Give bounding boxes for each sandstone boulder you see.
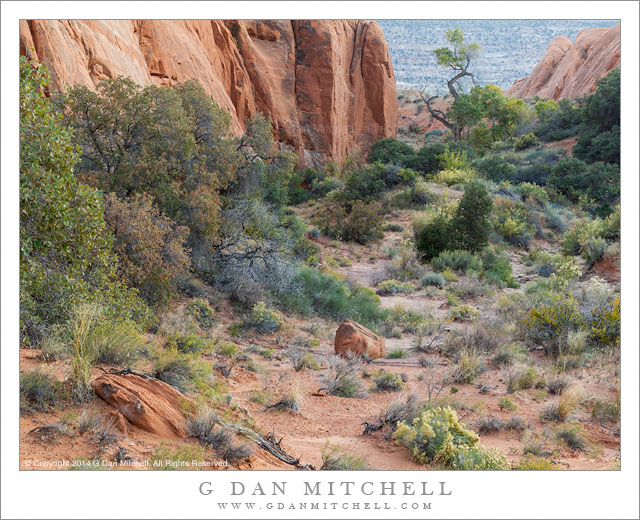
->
[506,24,620,100]
[20,19,397,166]
[91,373,192,438]
[334,319,385,358]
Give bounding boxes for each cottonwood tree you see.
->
[420,28,481,140]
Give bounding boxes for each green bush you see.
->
[491,198,535,248]
[20,371,62,411]
[421,273,446,288]
[473,155,516,182]
[498,397,517,411]
[282,267,391,330]
[414,214,452,262]
[366,137,416,166]
[245,301,284,333]
[376,279,416,295]
[514,132,538,150]
[321,356,367,398]
[393,406,508,469]
[431,250,483,273]
[317,200,384,245]
[373,370,406,391]
[582,237,607,264]
[186,298,215,329]
[434,168,476,186]
[165,333,212,355]
[386,349,408,359]
[448,305,479,322]
[152,348,205,393]
[406,142,447,174]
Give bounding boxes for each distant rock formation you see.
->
[506,24,620,100]
[20,20,397,166]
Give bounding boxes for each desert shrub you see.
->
[473,155,516,182]
[434,168,476,186]
[556,424,586,451]
[267,392,302,413]
[20,371,61,411]
[386,349,408,359]
[421,273,446,289]
[561,217,605,256]
[205,426,253,463]
[449,444,509,470]
[451,349,485,383]
[384,222,405,233]
[40,332,69,362]
[366,137,415,166]
[186,298,215,329]
[431,250,482,273]
[284,267,391,330]
[506,416,528,431]
[582,237,607,265]
[393,406,507,469]
[498,397,517,412]
[165,333,212,355]
[448,305,479,322]
[443,323,503,358]
[547,377,570,396]
[541,391,579,422]
[514,132,538,150]
[505,366,539,393]
[151,348,202,393]
[321,443,369,470]
[451,275,493,299]
[522,294,584,357]
[475,416,505,433]
[491,198,535,248]
[414,214,452,262]
[406,142,448,174]
[286,347,320,372]
[548,158,619,208]
[515,454,557,470]
[479,248,518,288]
[373,370,406,392]
[91,320,143,365]
[591,395,620,424]
[492,344,520,368]
[543,206,570,233]
[317,200,384,245]
[103,193,190,307]
[517,182,549,206]
[376,279,416,295]
[244,301,283,333]
[321,355,367,398]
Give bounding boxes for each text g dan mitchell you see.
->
[199,480,453,497]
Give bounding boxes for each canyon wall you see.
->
[20,20,397,166]
[506,24,620,100]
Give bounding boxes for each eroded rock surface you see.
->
[506,24,620,100]
[20,19,397,165]
[334,318,385,358]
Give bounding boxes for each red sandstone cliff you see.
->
[20,20,397,166]
[506,24,620,100]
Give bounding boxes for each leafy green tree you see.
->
[414,214,452,261]
[405,142,448,174]
[20,58,151,345]
[420,29,481,140]
[450,181,493,252]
